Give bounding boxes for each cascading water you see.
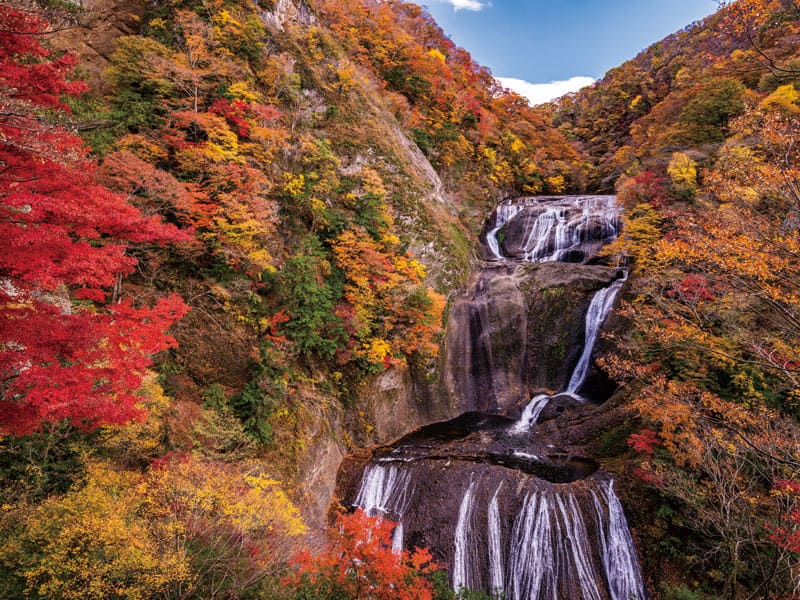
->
[342,195,647,599]
[512,393,551,434]
[485,202,524,260]
[353,464,414,553]
[453,480,479,592]
[566,274,627,396]
[487,485,504,596]
[592,481,647,600]
[484,195,620,263]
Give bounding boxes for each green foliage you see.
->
[677,77,746,144]
[431,575,495,600]
[192,403,257,461]
[230,377,277,444]
[105,36,172,131]
[201,383,228,410]
[0,428,91,506]
[659,583,707,600]
[758,59,800,92]
[597,421,637,457]
[275,238,346,361]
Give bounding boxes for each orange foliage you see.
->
[287,509,438,600]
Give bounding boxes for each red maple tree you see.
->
[0,6,189,435]
[287,509,439,600]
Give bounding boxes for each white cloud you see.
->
[496,76,595,106]
[439,0,489,11]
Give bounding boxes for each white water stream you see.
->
[453,480,479,591]
[353,464,414,553]
[487,485,505,596]
[566,273,627,396]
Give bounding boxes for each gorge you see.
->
[338,196,646,599]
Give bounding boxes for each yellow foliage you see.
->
[546,174,566,193]
[227,81,263,103]
[427,48,446,63]
[760,84,800,115]
[364,338,392,366]
[0,453,308,599]
[99,373,170,461]
[0,461,189,600]
[667,151,698,191]
[602,202,661,269]
[284,173,306,198]
[360,166,387,197]
[116,134,169,163]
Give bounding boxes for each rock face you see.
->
[440,262,622,415]
[338,407,645,600]
[50,0,148,92]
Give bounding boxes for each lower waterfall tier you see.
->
[347,462,644,600]
[339,410,646,600]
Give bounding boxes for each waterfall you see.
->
[485,203,524,260]
[566,274,627,397]
[508,485,644,600]
[487,485,504,597]
[514,274,624,429]
[486,196,621,263]
[592,480,647,600]
[392,521,404,554]
[520,208,561,261]
[453,480,479,592]
[554,492,603,600]
[512,393,551,434]
[353,464,414,552]
[508,492,556,600]
[345,195,647,599]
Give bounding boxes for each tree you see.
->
[0,454,306,599]
[0,6,189,435]
[146,454,307,598]
[601,84,800,598]
[287,509,438,600]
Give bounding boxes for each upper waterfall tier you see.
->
[482,195,620,263]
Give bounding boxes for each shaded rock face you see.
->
[337,196,648,599]
[440,262,622,415]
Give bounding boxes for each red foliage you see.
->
[628,429,661,457]
[767,479,800,553]
[666,274,717,303]
[0,7,189,435]
[632,467,664,487]
[287,509,438,600]
[208,99,280,138]
[264,310,290,344]
[618,171,669,207]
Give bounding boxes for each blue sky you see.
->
[416,0,719,103]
